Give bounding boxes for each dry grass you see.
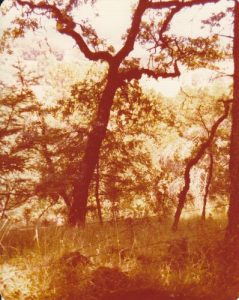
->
[0,216,238,300]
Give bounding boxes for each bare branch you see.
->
[198,106,210,136]
[149,0,221,10]
[65,0,77,13]
[115,0,187,62]
[158,6,181,42]
[218,34,233,39]
[115,0,148,62]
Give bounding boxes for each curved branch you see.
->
[115,0,193,62]
[149,0,221,10]
[15,0,112,63]
[159,6,181,42]
[115,0,148,62]
[118,61,180,83]
[58,28,113,62]
[201,151,213,221]
[172,100,232,231]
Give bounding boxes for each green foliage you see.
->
[176,35,226,70]
[0,65,40,213]
[0,16,38,54]
[137,10,227,72]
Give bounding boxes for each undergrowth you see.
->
[0,216,238,300]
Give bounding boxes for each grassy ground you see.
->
[0,216,238,300]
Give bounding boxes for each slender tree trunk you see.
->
[201,151,213,221]
[95,161,103,224]
[172,101,231,231]
[1,191,10,220]
[172,163,192,231]
[69,66,119,226]
[227,0,239,238]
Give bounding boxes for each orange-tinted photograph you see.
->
[0,0,238,299]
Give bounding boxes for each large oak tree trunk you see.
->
[227,0,239,238]
[69,67,119,226]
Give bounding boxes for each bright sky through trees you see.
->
[0,0,233,97]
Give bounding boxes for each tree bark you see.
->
[172,101,231,231]
[69,66,119,226]
[60,190,71,209]
[227,0,239,239]
[17,0,216,227]
[95,161,103,225]
[201,151,213,221]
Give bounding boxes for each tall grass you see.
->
[0,216,238,300]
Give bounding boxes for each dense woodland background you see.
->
[1,0,239,299]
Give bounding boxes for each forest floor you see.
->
[0,216,238,300]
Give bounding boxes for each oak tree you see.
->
[13,0,223,225]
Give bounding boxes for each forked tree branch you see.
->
[15,0,113,62]
[118,61,180,83]
[115,0,216,62]
[115,0,148,62]
[14,0,223,226]
[15,0,221,66]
